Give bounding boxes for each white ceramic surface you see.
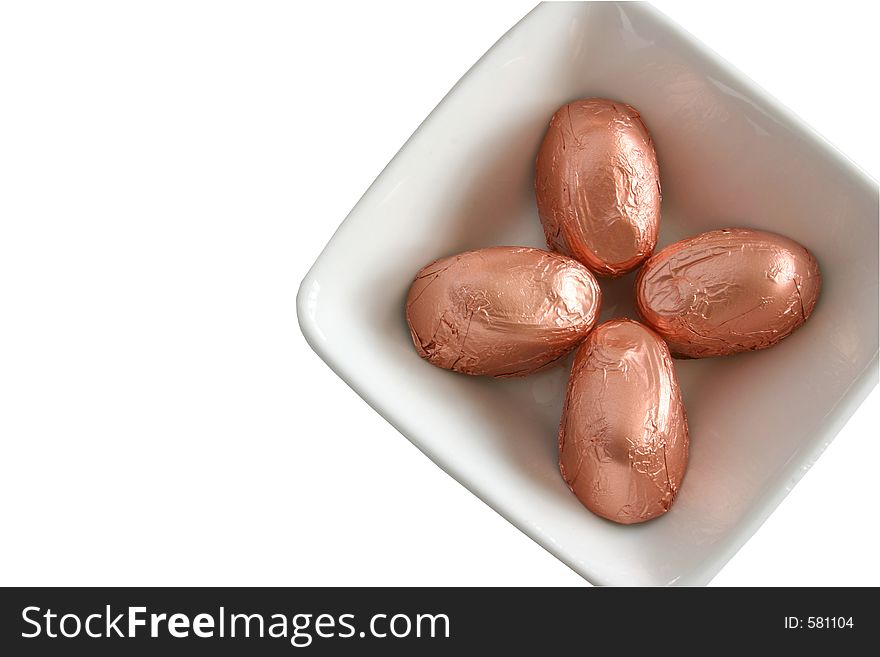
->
[297,2,879,585]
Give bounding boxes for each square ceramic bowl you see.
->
[297,2,878,585]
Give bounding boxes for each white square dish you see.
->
[297,1,878,585]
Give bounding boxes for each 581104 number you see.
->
[808,617,853,629]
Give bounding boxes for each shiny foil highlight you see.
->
[635,228,821,358]
[535,98,661,277]
[406,246,601,377]
[559,319,689,524]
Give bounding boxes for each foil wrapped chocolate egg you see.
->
[635,228,821,358]
[559,319,689,524]
[406,246,601,377]
[535,98,661,277]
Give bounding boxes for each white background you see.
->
[1,1,877,586]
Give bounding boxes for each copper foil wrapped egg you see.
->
[406,246,601,377]
[535,98,661,277]
[559,319,689,524]
[635,228,821,358]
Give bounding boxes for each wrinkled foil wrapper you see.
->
[535,98,661,277]
[559,319,689,524]
[636,228,821,358]
[406,246,601,377]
